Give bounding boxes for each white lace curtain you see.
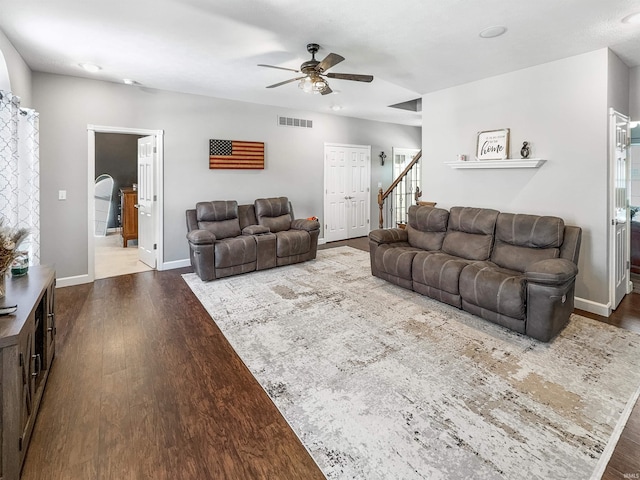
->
[0,90,40,265]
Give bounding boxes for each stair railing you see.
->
[377,150,422,228]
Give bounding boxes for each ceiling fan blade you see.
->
[316,53,345,72]
[320,85,333,95]
[266,76,306,88]
[326,72,374,83]
[258,64,300,73]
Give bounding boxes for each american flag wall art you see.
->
[209,139,265,170]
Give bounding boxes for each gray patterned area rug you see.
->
[183,247,640,480]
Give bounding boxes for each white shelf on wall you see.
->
[445,158,547,169]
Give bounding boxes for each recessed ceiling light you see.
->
[330,105,342,111]
[123,79,136,85]
[622,12,640,24]
[79,63,101,73]
[479,25,507,38]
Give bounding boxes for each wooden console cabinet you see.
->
[0,266,55,480]
[120,187,138,248]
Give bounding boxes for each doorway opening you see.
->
[87,125,164,282]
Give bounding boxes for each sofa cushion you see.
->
[255,197,292,233]
[374,244,422,280]
[459,261,526,320]
[196,201,242,240]
[495,213,564,248]
[491,213,563,272]
[441,207,499,261]
[406,205,449,251]
[412,252,469,295]
[214,235,257,268]
[275,230,310,257]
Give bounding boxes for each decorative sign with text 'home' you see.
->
[476,129,510,161]
[209,139,264,169]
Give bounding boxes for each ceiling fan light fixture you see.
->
[312,78,327,93]
[299,77,313,93]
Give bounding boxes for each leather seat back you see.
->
[442,207,499,261]
[254,197,292,232]
[196,201,241,239]
[491,213,563,272]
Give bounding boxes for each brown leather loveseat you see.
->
[186,197,320,281]
[369,205,582,342]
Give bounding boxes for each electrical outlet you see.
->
[58,190,66,200]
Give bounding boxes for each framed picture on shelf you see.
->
[476,128,510,160]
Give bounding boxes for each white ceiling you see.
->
[1,0,640,126]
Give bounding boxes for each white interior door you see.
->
[324,144,370,242]
[138,135,156,268]
[611,109,631,310]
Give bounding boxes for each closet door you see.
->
[324,144,371,242]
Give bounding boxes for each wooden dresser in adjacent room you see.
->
[0,266,56,480]
[120,186,138,248]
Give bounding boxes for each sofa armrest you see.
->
[291,218,320,231]
[242,225,270,235]
[187,229,216,245]
[525,258,578,286]
[369,228,408,245]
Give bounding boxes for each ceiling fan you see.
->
[258,43,374,95]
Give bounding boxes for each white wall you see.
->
[421,49,610,307]
[32,72,420,279]
[0,28,31,104]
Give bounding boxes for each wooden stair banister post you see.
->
[378,187,384,229]
[378,150,422,228]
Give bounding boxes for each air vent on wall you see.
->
[277,116,313,128]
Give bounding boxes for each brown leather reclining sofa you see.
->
[186,197,320,281]
[369,205,582,342]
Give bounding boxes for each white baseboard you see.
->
[574,296,611,317]
[318,238,326,245]
[56,274,92,288]
[161,259,191,270]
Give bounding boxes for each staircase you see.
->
[378,150,433,229]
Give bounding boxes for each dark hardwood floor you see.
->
[21,237,639,479]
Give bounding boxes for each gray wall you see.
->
[420,48,616,308]
[32,72,421,278]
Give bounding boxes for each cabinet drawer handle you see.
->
[31,354,42,377]
[48,312,56,335]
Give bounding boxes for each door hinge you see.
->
[627,260,631,270]
[367,219,370,224]
[325,224,328,230]
[153,244,157,250]
[153,146,157,153]
[153,195,157,201]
